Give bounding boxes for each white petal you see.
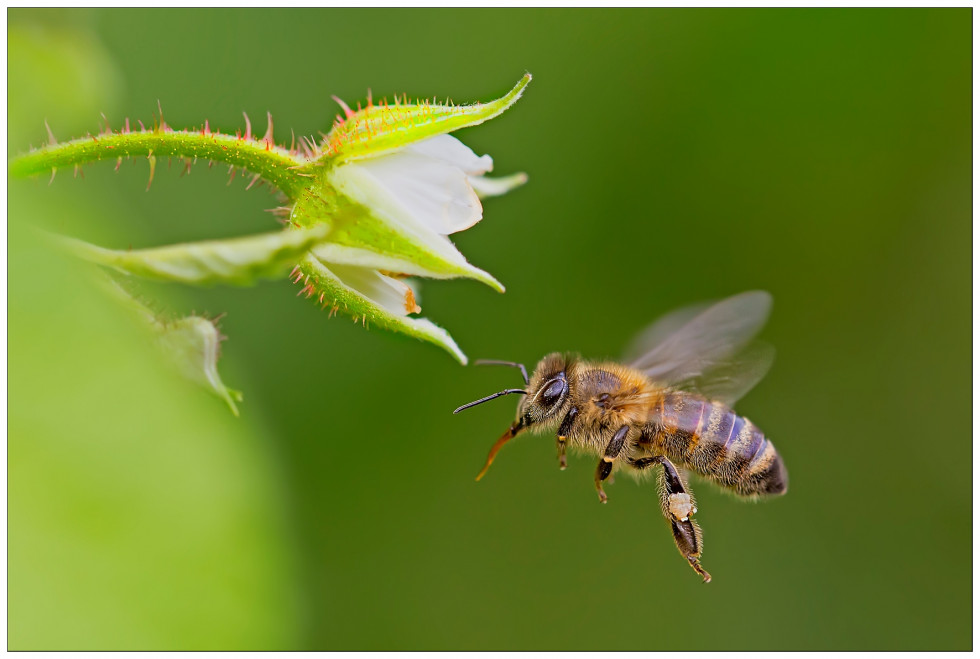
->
[405,135,493,175]
[468,172,528,199]
[334,149,485,235]
[329,263,420,316]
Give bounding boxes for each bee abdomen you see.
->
[652,393,709,458]
[651,394,787,497]
[739,438,788,496]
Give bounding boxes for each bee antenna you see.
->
[474,359,529,385]
[453,389,527,414]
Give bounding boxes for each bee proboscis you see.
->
[454,291,788,583]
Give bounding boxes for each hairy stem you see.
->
[10,125,315,198]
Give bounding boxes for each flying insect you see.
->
[453,291,787,582]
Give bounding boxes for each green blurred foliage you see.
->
[8,8,970,651]
[9,12,301,651]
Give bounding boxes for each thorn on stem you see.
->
[332,95,354,119]
[157,100,170,132]
[44,119,56,146]
[146,152,157,191]
[263,111,274,145]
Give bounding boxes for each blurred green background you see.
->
[8,8,970,651]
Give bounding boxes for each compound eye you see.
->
[539,376,567,408]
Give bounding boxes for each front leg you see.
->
[593,425,629,504]
[632,456,712,583]
[555,407,578,471]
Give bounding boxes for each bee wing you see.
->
[627,291,774,406]
[676,340,776,407]
[622,301,714,364]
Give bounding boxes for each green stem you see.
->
[10,126,314,198]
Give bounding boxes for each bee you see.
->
[453,291,787,583]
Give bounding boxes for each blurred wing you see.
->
[670,341,775,407]
[628,291,774,406]
[622,301,713,364]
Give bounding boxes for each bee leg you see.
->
[632,456,712,583]
[555,407,578,471]
[593,425,629,504]
[671,516,711,583]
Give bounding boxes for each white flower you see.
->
[289,74,532,362]
[311,134,523,314]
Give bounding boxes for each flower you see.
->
[11,74,533,373]
[288,74,532,363]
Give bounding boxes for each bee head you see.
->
[452,353,572,429]
[517,352,571,428]
[453,353,574,482]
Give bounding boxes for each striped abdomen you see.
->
[644,392,787,497]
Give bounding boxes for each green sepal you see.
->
[296,255,467,364]
[103,278,243,415]
[290,180,504,292]
[155,316,244,416]
[323,74,531,163]
[61,225,330,286]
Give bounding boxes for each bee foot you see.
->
[689,557,712,583]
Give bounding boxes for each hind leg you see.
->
[632,456,712,583]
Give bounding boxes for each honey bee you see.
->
[453,291,787,583]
